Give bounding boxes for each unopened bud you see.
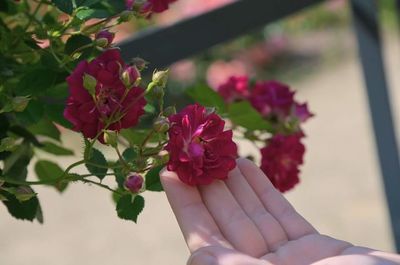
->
[119,10,134,22]
[163,106,176,117]
[12,96,30,112]
[124,174,144,193]
[153,117,169,132]
[83,74,97,96]
[103,130,118,147]
[152,69,169,88]
[151,85,164,99]
[95,30,114,47]
[121,66,141,88]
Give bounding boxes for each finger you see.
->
[198,180,267,257]
[160,169,232,252]
[225,166,288,251]
[237,158,317,240]
[188,246,274,265]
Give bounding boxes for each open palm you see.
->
[160,158,400,265]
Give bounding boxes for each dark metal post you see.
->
[351,0,400,252]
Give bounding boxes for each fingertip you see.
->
[187,249,217,265]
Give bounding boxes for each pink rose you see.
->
[165,104,237,185]
[217,76,250,103]
[64,49,146,143]
[260,133,305,192]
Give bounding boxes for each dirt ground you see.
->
[1,29,400,264]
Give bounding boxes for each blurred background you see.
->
[2,0,400,264]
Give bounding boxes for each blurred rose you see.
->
[206,60,250,90]
[170,60,197,83]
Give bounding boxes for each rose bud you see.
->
[152,69,169,88]
[121,66,141,88]
[153,116,169,132]
[124,174,144,193]
[103,130,118,147]
[95,30,115,47]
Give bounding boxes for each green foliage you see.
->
[51,0,74,14]
[35,160,68,192]
[85,148,108,180]
[228,102,272,131]
[186,84,226,113]
[39,142,74,156]
[116,194,145,223]
[1,187,42,222]
[145,165,164,192]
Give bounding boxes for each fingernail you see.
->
[187,252,217,265]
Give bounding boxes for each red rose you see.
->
[165,104,237,185]
[260,133,305,192]
[250,80,295,118]
[64,49,146,143]
[217,76,250,103]
[142,0,177,13]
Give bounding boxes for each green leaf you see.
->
[52,0,73,14]
[44,103,72,129]
[2,189,41,222]
[9,125,42,147]
[2,186,37,202]
[186,84,226,113]
[228,101,272,131]
[85,148,108,180]
[3,142,33,181]
[39,142,74,156]
[78,0,102,7]
[15,100,44,124]
[116,194,145,223]
[35,160,68,192]
[65,34,93,59]
[17,68,58,95]
[113,167,125,189]
[76,8,110,20]
[145,165,164,192]
[28,118,61,141]
[122,147,137,162]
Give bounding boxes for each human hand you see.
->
[160,158,400,265]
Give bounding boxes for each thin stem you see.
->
[115,145,130,170]
[80,178,123,195]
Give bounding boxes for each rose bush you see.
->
[0,0,313,224]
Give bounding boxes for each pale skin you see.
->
[160,158,400,265]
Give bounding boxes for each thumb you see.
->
[187,246,270,265]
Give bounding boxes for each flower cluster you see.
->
[217,76,313,192]
[64,49,146,143]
